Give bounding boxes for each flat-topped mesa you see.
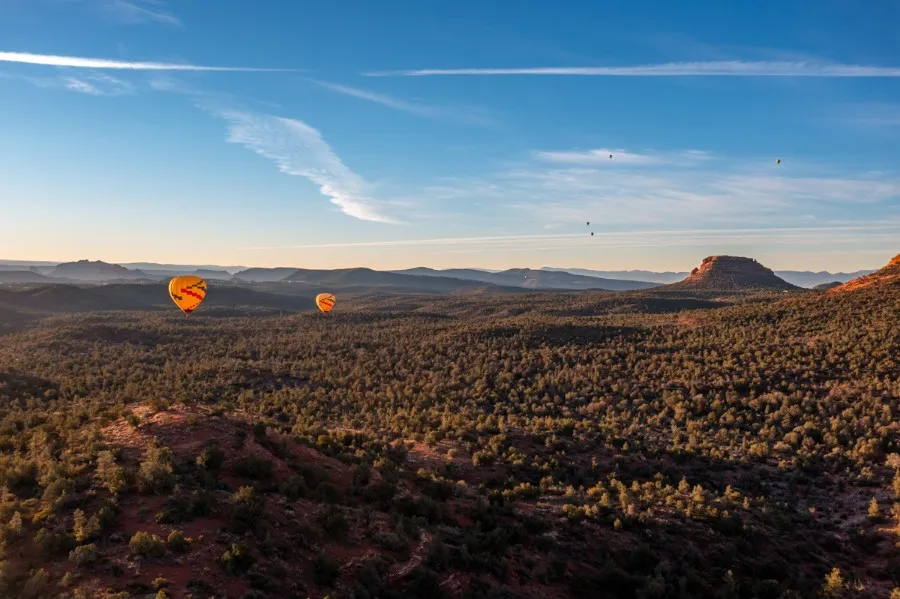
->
[670,255,798,291]
[830,253,900,293]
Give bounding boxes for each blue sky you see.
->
[1,0,898,271]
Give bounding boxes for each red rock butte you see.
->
[668,255,798,291]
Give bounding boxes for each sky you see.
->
[1,0,899,272]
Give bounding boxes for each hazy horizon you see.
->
[0,247,892,274]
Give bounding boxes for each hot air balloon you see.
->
[168,276,207,315]
[776,158,781,164]
[591,232,594,236]
[316,293,336,314]
[586,221,590,226]
[609,154,613,159]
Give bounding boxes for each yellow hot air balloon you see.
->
[316,293,336,314]
[168,276,207,315]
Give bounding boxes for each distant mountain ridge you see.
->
[50,260,145,281]
[541,267,688,284]
[0,258,883,290]
[233,267,299,283]
[282,267,529,294]
[392,267,659,291]
[0,271,57,284]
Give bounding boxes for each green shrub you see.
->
[69,543,98,566]
[136,441,175,494]
[36,527,74,558]
[129,531,166,558]
[95,450,128,495]
[220,542,255,575]
[229,486,264,534]
[196,444,225,476]
[152,576,170,590]
[279,475,308,500]
[167,530,190,553]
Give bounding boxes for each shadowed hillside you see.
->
[394,267,660,291]
[0,284,323,314]
[282,267,531,294]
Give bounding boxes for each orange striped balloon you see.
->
[168,276,207,315]
[315,292,336,314]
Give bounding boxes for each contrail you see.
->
[365,60,900,77]
[0,51,293,71]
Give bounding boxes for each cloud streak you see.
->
[0,51,291,71]
[309,79,493,125]
[62,72,135,95]
[396,144,900,234]
[366,60,900,77]
[0,70,135,95]
[535,148,712,166]
[219,110,399,223]
[242,223,900,251]
[102,0,182,26]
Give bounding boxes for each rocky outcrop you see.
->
[669,256,798,291]
[830,253,900,293]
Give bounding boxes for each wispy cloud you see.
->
[390,144,900,234]
[106,0,181,26]
[835,102,900,128]
[62,72,135,95]
[53,0,182,26]
[0,51,290,71]
[365,60,900,77]
[535,148,712,166]
[309,79,493,126]
[218,110,399,224]
[0,70,135,95]
[242,223,900,251]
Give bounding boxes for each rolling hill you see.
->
[282,267,529,294]
[0,283,321,313]
[541,266,688,284]
[830,253,900,293]
[233,267,302,282]
[0,270,58,284]
[193,268,233,280]
[393,267,659,290]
